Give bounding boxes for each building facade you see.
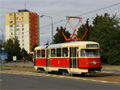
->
[5,9,40,53]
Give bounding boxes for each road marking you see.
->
[91,80,97,82]
[59,76,65,78]
[100,81,109,83]
[82,79,88,80]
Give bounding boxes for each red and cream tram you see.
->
[33,41,102,75]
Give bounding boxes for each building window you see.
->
[22,44,24,46]
[10,29,13,31]
[9,13,13,16]
[16,21,19,24]
[16,28,19,31]
[22,24,24,27]
[10,17,13,20]
[10,25,13,27]
[16,17,19,19]
[10,21,13,23]
[22,17,24,19]
[16,31,20,35]
[11,33,13,35]
[16,25,19,27]
[22,32,24,34]
[16,36,20,39]
[22,36,24,38]
[22,28,24,31]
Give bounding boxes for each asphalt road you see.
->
[0,73,120,90]
[4,62,120,74]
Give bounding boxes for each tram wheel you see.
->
[62,70,69,76]
[81,73,87,76]
[37,68,45,73]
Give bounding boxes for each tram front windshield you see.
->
[81,49,99,57]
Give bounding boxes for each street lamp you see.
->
[40,15,54,42]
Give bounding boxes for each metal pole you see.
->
[1,47,4,70]
[40,15,53,42]
[49,16,53,42]
[51,18,53,42]
[39,16,40,46]
[1,30,5,70]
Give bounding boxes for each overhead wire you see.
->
[1,2,120,36]
[40,2,120,29]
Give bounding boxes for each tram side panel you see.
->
[78,58,102,72]
[49,58,70,67]
[36,58,47,66]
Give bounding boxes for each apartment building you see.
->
[5,9,40,53]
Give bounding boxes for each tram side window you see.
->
[62,48,68,57]
[41,50,45,57]
[57,48,61,57]
[37,50,40,57]
[81,49,85,57]
[34,50,36,58]
[51,49,55,57]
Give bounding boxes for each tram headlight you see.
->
[93,61,97,65]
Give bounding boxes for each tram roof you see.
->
[35,41,99,50]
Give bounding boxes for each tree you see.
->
[14,38,21,59]
[44,40,49,46]
[20,48,32,61]
[20,48,28,58]
[4,39,14,62]
[4,38,21,62]
[32,44,38,51]
[89,13,120,64]
[75,13,120,65]
[77,19,92,41]
[53,26,71,44]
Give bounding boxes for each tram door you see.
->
[46,49,50,70]
[70,47,79,69]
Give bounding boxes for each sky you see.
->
[0,0,120,45]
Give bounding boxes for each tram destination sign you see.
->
[86,44,98,48]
